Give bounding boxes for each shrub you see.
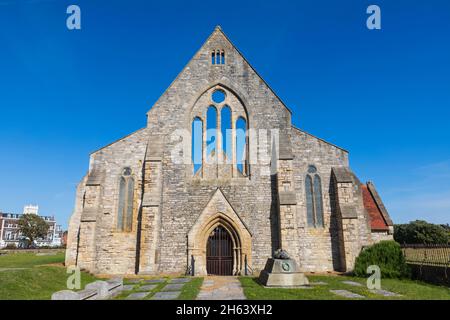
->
[353,240,411,279]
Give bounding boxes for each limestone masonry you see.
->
[66,27,393,276]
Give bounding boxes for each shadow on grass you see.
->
[239,275,450,300]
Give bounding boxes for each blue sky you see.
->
[0,0,449,228]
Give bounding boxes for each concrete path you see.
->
[197,276,246,300]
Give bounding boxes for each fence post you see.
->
[245,255,248,276]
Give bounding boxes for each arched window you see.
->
[192,117,203,174]
[117,167,134,232]
[236,117,247,175]
[206,106,217,159]
[305,175,314,227]
[216,50,221,65]
[314,175,324,227]
[190,87,248,178]
[211,50,225,65]
[221,105,232,163]
[305,165,324,228]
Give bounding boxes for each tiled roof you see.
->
[362,185,390,231]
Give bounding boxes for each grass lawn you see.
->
[240,275,450,300]
[179,277,204,300]
[0,251,97,300]
[0,252,66,268]
[114,277,204,300]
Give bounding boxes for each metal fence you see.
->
[401,244,450,267]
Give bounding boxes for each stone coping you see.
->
[52,279,123,300]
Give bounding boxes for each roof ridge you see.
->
[214,26,293,115]
[90,127,146,155]
[366,181,394,226]
[292,126,348,152]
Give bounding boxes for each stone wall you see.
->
[291,128,349,272]
[331,167,373,272]
[370,231,393,243]
[65,175,87,266]
[66,128,150,275]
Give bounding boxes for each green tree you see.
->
[18,214,49,247]
[441,224,450,239]
[394,220,449,245]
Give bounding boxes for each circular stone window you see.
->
[212,89,226,103]
[307,165,317,174]
[122,167,132,176]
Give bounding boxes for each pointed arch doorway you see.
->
[206,225,233,275]
[186,188,253,276]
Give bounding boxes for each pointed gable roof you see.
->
[362,182,394,231]
[191,187,251,234]
[146,25,292,116]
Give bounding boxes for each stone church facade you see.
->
[66,27,393,276]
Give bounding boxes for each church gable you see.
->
[146,26,292,133]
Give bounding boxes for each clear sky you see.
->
[1,0,449,229]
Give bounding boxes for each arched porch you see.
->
[187,212,252,276]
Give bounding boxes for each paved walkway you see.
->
[122,278,190,300]
[197,276,246,300]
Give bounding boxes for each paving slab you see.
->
[310,281,328,286]
[170,278,192,284]
[138,284,158,291]
[262,285,312,289]
[125,292,150,300]
[370,289,402,297]
[122,285,135,291]
[162,283,185,291]
[203,280,214,287]
[330,290,365,299]
[342,281,363,287]
[144,279,165,284]
[151,291,181,300]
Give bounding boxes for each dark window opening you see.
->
[305,165,324,228]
